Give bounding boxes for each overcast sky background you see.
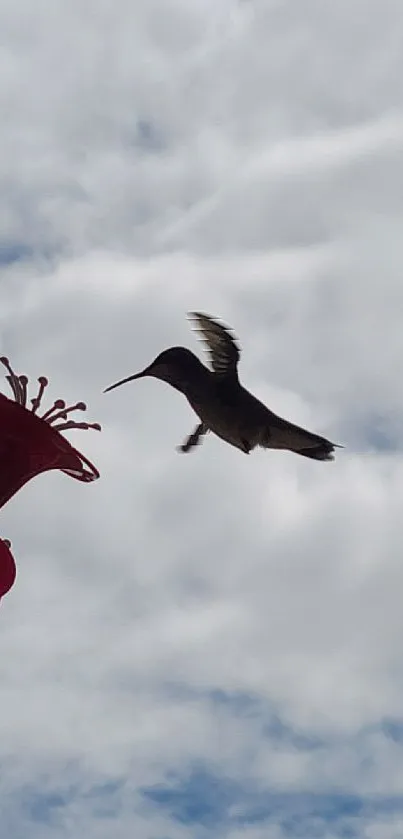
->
[1,1,403,837]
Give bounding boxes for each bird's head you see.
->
[104,347,205,394]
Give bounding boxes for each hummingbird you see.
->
[104,312,340,460]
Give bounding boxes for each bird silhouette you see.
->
[104,312,340,460]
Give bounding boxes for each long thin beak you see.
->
[103,368,149,393]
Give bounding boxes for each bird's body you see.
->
[104,313,340,461]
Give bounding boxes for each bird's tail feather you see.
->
[260,416,341,462]
[294,441,337,461]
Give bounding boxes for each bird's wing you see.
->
[188,312,241,377]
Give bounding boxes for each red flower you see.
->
[0,538,16,599]
[0,356,101,509]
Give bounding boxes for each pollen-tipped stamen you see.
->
[41,399,67,421]
[31,376,49,414]
[0,357,24,405]
[46,401,87,426]
[52,420,102,432]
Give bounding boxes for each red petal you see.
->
[0,539,16,598]
[0,394,99,508]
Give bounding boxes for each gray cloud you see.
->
[1,1,403,837]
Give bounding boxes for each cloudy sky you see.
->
[1,0,403,836]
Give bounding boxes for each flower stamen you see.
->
[31,376,49,414]
[46,402,87,426]
[1,358,101,434]
[42,399,66,421]
[1,358,24,405]
[53,420,102,432]
[19,375,28,408]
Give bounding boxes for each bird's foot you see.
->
[177,422,207,454]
